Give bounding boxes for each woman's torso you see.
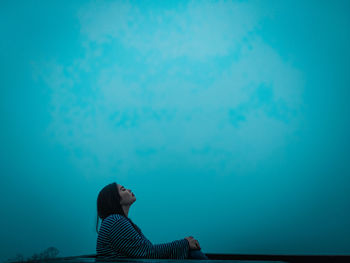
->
[96,214,148,259]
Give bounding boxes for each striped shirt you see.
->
[96,214,190,259]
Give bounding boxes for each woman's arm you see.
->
[109,216,190,259]
[153,239,190,259]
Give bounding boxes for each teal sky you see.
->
[1,0,350,261]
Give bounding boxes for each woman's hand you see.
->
[185,236,201,250]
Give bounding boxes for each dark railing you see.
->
[5,246,349,262]
[58,253,350,263]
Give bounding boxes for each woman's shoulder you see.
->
[102,214,142,235]
[103,214,128,225]
[101,214,127,228]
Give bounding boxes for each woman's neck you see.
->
[122,205,130,217]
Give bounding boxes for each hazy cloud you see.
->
[33,0,304,177]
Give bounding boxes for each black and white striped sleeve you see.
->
[109,216,190,259]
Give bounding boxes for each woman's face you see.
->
[117,183,136,205]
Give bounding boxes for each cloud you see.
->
[77,0,266,60]
[33,0,304,177]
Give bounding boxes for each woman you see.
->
[96,182,209,260]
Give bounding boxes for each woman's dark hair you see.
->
[96,182,142,235]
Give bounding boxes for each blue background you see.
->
[1,0,349,261]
